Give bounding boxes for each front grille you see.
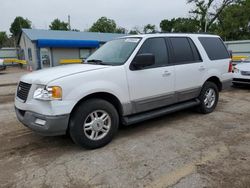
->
[241,71,250,76]
[17,81,31,102]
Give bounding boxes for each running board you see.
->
[122,99,200,126]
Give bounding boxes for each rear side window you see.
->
[137,38,168,68]
[188,38,202,62]
[169,37,201,64]
[199,37,230,60]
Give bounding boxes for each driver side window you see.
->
[137,38,168,68]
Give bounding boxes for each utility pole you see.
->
[204,12,208,33]
[68,15,71,31]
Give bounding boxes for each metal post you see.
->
[68,15,71,31]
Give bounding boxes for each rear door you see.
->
[127,37,176,114]
[198,37,231,80]
[167,37,205,102]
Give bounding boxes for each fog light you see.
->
[35,118,46,126]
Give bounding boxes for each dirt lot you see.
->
[0,68,250,188]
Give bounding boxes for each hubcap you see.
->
[204,88,216,108]
[83,110,111,141]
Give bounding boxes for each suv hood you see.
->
[21,64,109,85]
[236,63,250,71]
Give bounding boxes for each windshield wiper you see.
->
[87,59,103,63]
[86,59,110,65]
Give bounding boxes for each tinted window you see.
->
[188,38,202,62]
[199,37,230,60]
[170,37,198,64]
[138,38,168,67]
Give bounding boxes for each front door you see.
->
[127,37,176,114]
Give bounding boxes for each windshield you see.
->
[86,38,141,65]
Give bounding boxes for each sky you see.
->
[0,0,192,34]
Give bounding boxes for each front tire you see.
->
[197,82,219,114]
[69,99,119,149]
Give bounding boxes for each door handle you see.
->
[162,71,171,77]
[199,66,206,71]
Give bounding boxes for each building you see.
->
[0,47,18,59]
[225,40,250,58]
[18,29,127,70]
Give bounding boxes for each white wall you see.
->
[225,40,250,57]
[0,48,17,58]
[19,33,38,70]
[51,48,80,66]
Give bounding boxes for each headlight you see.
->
[33,86,62,101]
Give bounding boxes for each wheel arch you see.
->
[70,92,124,118]
[205,76,222,91]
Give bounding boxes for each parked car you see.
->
[0,59,6,71]
[233,57,250,86]
[15,34,232,149]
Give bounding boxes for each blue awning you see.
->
[37,39,100,48]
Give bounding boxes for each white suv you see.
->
[15,34,232,149]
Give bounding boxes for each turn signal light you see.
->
[51,86,62,99]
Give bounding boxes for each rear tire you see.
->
[69,99,119,149]
[196,82,219,114]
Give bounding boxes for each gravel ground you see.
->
[0,67,28,104]
[0,66,27,86]
[0,68,250,188]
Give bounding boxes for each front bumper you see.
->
[15,107,70,136]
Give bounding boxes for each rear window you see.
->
[199,37,230,60]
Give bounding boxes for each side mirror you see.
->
[131,53,155,70]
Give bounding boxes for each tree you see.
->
[216,0,250,40]
[49,19,69,30]
[173,18,200,32]
[116,27,126,34]
[10,16,31,38]
[160,19,175,32]
[129,26,142,34]
[160,18,200,33]
[0,32,8,48]
[187,0,240,32]
[71,29,80,32]
[89,17,117,33]
[143,24,156,34]
[129,30,139,34]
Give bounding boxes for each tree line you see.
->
[0,0,249,48]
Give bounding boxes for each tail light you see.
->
[228,61,233,73]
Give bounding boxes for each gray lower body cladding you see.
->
[122,87,201,116]
[15,107,70,136]
[122,99,200,125]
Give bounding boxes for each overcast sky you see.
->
[0,0,192,34]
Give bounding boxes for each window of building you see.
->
[28,48,32,61]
